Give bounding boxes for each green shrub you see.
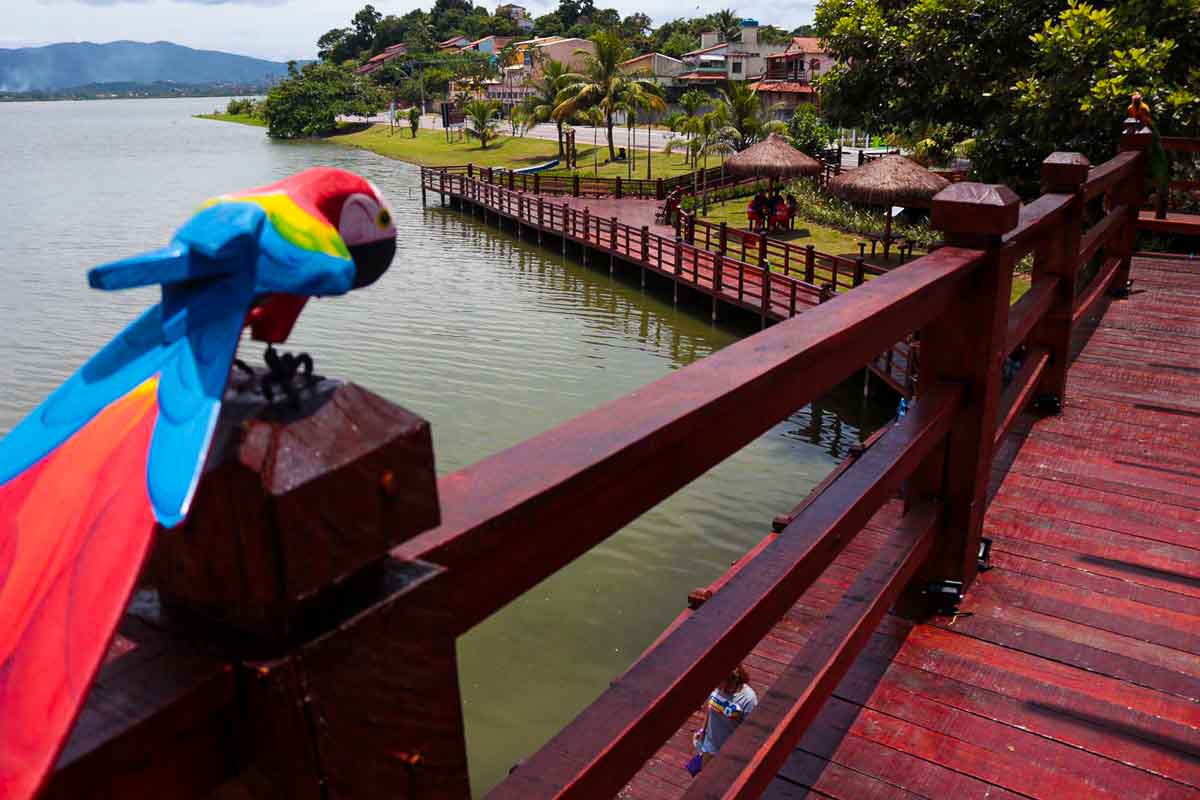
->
[262,62,386,139]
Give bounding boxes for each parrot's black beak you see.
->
[349,235,396,289]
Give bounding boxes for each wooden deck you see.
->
[622,253,1200,800]
[1138,209,1200,237]
[425,171,916,396]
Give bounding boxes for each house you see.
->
[496,3,535,32]
[749,36,831,118]
[676,20,787,87]
[438,35,472,51]
[355,43,407,76]
[463,35,516,60]
[619,53,685,90]
[485,37,596,111]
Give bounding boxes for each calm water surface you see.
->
[0,98,892,794]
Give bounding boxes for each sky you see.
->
[4,0,819,63]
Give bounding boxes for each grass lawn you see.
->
[331,125,694,178]
[699,197,1033,303]
[195,113,267,128]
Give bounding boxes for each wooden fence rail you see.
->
[404,123,1151,799]
[422,170,826,324]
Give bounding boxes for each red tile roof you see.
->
[748,80,817,94]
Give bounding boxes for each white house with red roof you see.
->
[676,20,787,87]
[748,36,831,117]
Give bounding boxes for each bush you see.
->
[787,105,835,156]
[780,180,941,249]
[262,62,386,139]
[225,97,259,116]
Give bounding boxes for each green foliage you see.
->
[715,81,783,151]
[225,97,261,117]
[464,99,502,149]
[261,61,386,139]
[554,30,635,159]
[787,105,835,156]
[815,0,1200,192]
[408,105,421,137]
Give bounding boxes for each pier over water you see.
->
[49,121,1200,800]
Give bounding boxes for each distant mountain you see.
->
[0,41,295,92]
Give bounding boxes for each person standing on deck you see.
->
[687,665,758,775]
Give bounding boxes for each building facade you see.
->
[676,21,787,87]
[748,36,831,118]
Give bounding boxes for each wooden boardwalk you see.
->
[621,253,1200,800]
[424,170,916,396]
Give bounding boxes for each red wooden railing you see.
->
[678,213,886,294]
[462,164,733,200]
[401,122,1152,798]
[423,169,826,321]
[1152,135,1200,221]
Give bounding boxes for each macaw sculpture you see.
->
[0,167,397,799]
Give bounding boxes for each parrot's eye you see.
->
[377,209,392,229]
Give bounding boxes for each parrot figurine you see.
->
[0,167,397,799]
[1128,92,1171,205]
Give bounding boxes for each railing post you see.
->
[615,176,622,199]
[656,177,664,200]
[917,182,1020,589]
[573,174,580,197]
[718,221,728,256]
[1033,152,1090,403]
[534,174,540,194]
[760,261,771,328]
[805,245,815,284]
[686,213,695,245]
[1118,120,1153,286]
[640,225,650,262]
[467,163,474,178]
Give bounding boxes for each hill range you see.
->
[0,41,295,94]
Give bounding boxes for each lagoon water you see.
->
[0,97,890,794]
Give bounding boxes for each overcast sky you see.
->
[6,0,818,62]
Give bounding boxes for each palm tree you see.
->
[621,78,666,179]
[464,99,501,150]
[674,88,711,168]
[710,9,742,44]
[715,81,785,151]
[553,30,632,160]
[520,59,573,157]
[584,107,603,176]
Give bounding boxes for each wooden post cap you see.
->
[1120,119,1153,150]
[150,378,440,638]
[931,183,1020,238]
[1041,152,1090,192]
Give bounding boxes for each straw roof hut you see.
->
[725,133,821,182]
[828,155,950,258]
[828,154,949,209]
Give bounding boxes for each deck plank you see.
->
[620,254,1200,799]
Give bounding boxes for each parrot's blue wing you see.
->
[148,274,252,525]
[88,203,265,291]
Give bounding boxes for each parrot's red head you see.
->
[240,167,398,343]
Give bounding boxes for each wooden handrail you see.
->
[396,247,982,631]
[486,383,962,799]
[406,137,1150,799]
[682,499,942,800]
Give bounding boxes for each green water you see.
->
[0,98,893,795]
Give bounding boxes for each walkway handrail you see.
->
[423,170,827,316]
[1153,135,1200,220]
[678,211,886,294]
[403,125,1151,799]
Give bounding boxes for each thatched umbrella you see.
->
[725,133,822,188]
[828,154,949,258]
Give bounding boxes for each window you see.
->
[731,61,742,74]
